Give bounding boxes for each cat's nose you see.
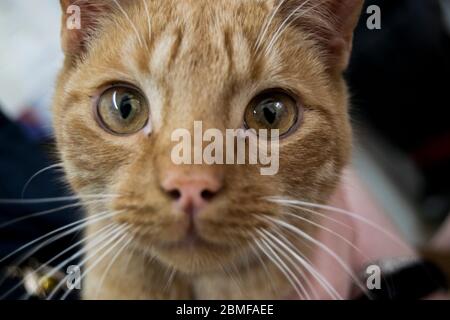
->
[161,173,223,216]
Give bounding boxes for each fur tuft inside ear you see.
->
[60,0,113,60]
[277,0,364,72]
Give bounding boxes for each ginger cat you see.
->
[53,0,363,299]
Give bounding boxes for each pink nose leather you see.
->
[161,173,223,216]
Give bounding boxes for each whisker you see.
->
[231,260,248,294]
[0,210,121,291]
[262,0,315,58]
[218,261,245,296]
[141,0,152,41]
[0,194,119,205]
[253,237,304,299]
[60,230,131,300]
[21,163,64,198]
[163,266,177,293]
[272,201,354,231]
[261,215,370,298]
[93,234,133,299]
[282,211,364,257]
[258,219,342,300]
[46,224,129,300]
[0,198,110,231]
[0,223,117,299]
[254,0,287,53]
[259,227,319,299]
[112,0,144,48]
[247,241,278,295]
[20,223,123,300]
[0,210,120,265]
[257,230,311,300]
[269,197,409,250]
[33,223,124,294]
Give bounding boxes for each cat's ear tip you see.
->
[274,0,364,72]
[60,0,74,9]
[59,0,111,58]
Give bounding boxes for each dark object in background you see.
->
[0,109,81,299]
[421,249,450,289]
[356,260,448,300]
[348,0,450,222]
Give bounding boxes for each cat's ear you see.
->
[277,0,364,72]
[59,0,112,59]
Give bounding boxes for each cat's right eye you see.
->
[95,85,149,135]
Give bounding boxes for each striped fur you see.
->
[53,0,362,299]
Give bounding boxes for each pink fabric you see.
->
[432,215,450,251]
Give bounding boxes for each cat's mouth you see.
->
[159,232,223,251]
[124,214,242,273]
[124,213,231,251]
[154,220,232,253]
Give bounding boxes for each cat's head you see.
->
[53,0,362,273]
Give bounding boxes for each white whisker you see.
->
[276,201,354,231]
[0,211,121,292]
[0,210,120,265]
[0,223,117,299]
[254,237,304,299]
[0,199,109,231]
[0,194,119,205]
[46,224,129,300]
[259,227,319,299]
[21,163,64,198]
[269,197,409,250]
[112,0,144,48]
[254,0,287,53]
[261,215,369,297]
[283,211,364,257]
[257,229,311,299]
[258,217,342,300]
[262,0,314,58]
[217,261,245,296]
[247,241,278,294]
[163,266,177,293]
[93,234,133,299]
[60,230,131,300]
[141,0,152,41]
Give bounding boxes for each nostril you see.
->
[201,189,217,201]
[168,189,182,200]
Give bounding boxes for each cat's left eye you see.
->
[244,89,300,137]
[95,85,149,135]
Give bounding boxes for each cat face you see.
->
[53,0,361,273]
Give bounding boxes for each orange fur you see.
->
[53,0,362,299]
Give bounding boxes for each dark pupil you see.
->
[261,101,279,125]
[119,95,134,120]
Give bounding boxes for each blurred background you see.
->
[0,0,449,299]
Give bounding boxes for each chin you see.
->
[149,237,244,274]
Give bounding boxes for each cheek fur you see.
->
[59,117,134,191]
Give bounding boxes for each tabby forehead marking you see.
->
[149,30,182,77]
[225,31,252,78]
